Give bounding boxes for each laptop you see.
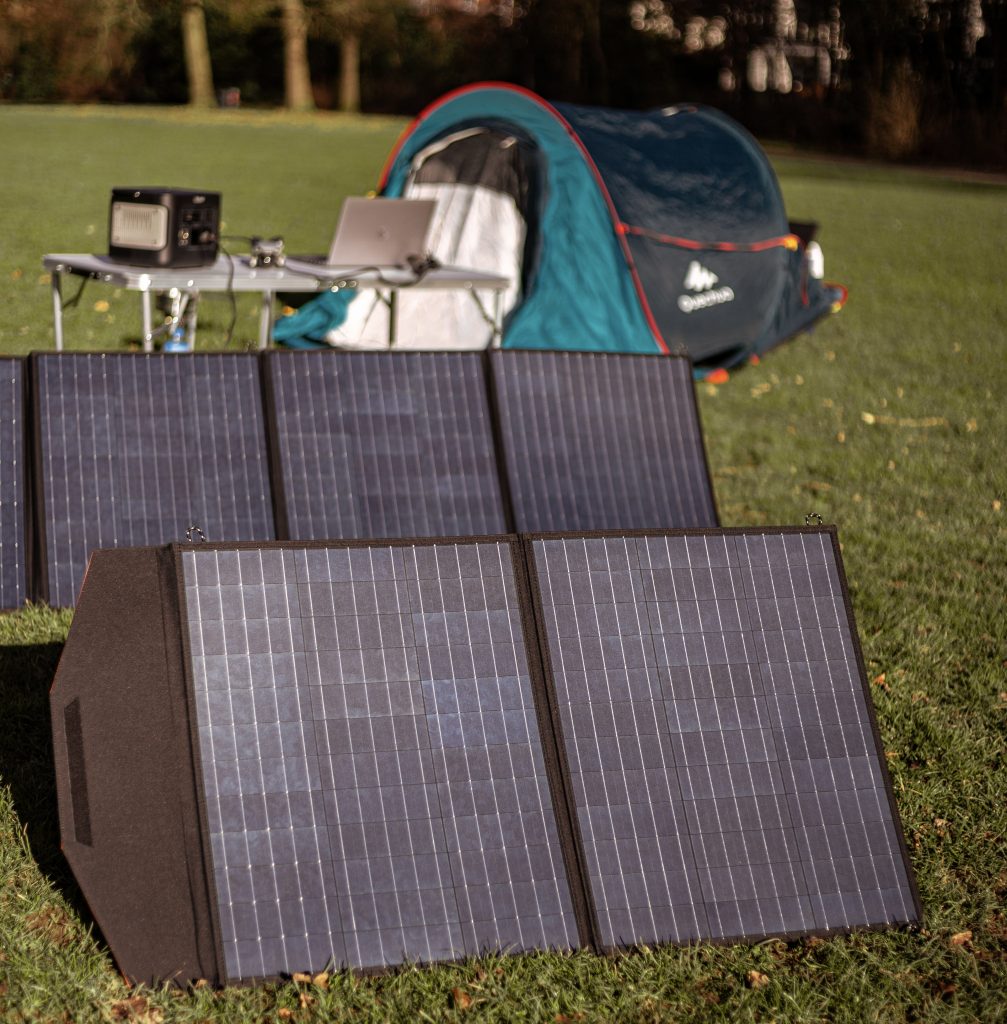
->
[313,196,436,268]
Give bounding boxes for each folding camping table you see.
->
[42,253,510,351]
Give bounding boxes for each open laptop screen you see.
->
[326,197,436,267]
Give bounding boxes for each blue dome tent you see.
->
[274,82,845,371]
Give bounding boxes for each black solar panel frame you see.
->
[489,349,720,533]
[169,535,593,984]
[257,358,290,541]
[28,354,47,605]
[479,350,517,534]
[29,352,278,607]
[520,526,922,950]
[261,350,511,543]
[0,357,31,609]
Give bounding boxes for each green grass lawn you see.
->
[0,105,1005,1022]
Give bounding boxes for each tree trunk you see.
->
[181,0,215,107]
[283,0,315,110]
[339,31,360,113]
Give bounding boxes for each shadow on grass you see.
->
[0,641,94,925]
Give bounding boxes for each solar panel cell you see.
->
[529,529,919,947]
[265,352,507,540]
[181,539,577,980]
[0,358,26,608]
[491,351,717,532]
[34,354,275,606]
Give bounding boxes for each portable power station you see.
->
[108,187,220,268]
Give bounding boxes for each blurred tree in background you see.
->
[282,0,314,110]
[181,0,215,107]
[0,0,1004,167]
[0,0,148,101]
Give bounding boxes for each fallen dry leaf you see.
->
[950,930,972,946]
[312,971,330,989]
[108,998,162,1023]
[747,970,770,989]
[278,1011,294,1021]
[25,906,75,948]
[291,972,312,985]
[452,987,473,1010]
[298,992,314,1009]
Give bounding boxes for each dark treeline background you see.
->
[1,0,1004,168]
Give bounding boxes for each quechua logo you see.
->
[678,260,735,314]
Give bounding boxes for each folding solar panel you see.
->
[264,351,507,540]
[51,528,919,986]
[32,354,276,606]
[51,538,581,985]
[0,357,27,608]
[528,527,921,946]
[490,351,718,532]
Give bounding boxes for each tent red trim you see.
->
[620,224,800,253]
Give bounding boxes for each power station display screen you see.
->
[109,202,168,250]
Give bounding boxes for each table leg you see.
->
[188,291,200,349]
[259,292,274,349]
[51,271,64,351]
[493,290,503,347]
[141,292,153,352]
[389,290,398,349]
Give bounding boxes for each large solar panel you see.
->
[180,539,578,979]
[0,358,27,608]
[490,351,717,532]
[529,528,920,946]
[33,353,275,607]
[264,352,507,540]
